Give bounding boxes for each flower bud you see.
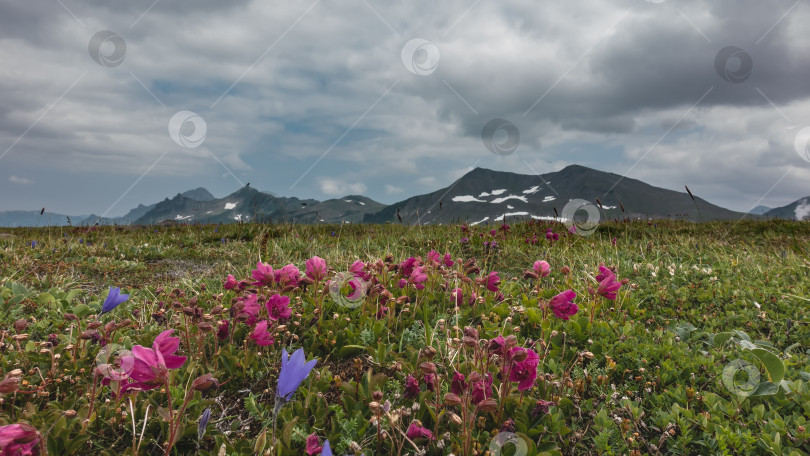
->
[63,313,78,321]
[476,398,498,412]
[192,373,219,392]
[448,412,463,426]
[444,393,461,406]
[372,390,384,401]
[368,401,384,414]
[0,376,20,394]
[14,319,27,333]
[198,322,214,332]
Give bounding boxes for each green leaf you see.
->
[338,345,366,358]
[72,303,92,318]
[36,292,55,306]
[713,332,735,347]
[750,381,779,396]
[11,282,28,296]
[751,348,785,383]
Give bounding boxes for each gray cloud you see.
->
[0,0,807,215]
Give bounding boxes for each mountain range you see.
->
[1,165,808,227]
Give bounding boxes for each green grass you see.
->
[0,219,808,455]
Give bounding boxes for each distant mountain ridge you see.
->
[1,165,807,227]
[763,196,810,220]
[364,165,751,225]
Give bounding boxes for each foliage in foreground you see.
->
[0,219,809,455]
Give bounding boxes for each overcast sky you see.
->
[1,0,809,216]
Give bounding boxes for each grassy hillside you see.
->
[0,219,808,455]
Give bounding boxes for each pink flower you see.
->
[568,225,577,234]
[549,290,578,320]
[597,275,621,301]
[424,373,436,391]
[223,274,237,290]
[426,250,441,267]
[470,373,493,404]
[508,347,540,391]
[250,320,274,346]
[242,294,261,317]
[397,279,408,289]
[305,256,328,282]
[216,320,229,341]
[274,263,301,288]
[595,265,613,283]
[349,260,371,280]
[450,372,467,395]
[121,330,187,393]
[265,295,291,321]
[305,433,323,455]
[403,374,420,398]
[533,260,550,277]
[443,253,454,268]
[450,288,463,306]
[408,267,428,290]
[0,423,42,456]
[399,257,419,277]
[612,237,617,246]
[485,271,500,293]
[406,422,435,440]
[251,261,274,287]
[487,336,506,355]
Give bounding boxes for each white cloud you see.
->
[9,176,33,185]
[385,184,403,195]
[319,177,367,196]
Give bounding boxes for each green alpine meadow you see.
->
[0,219,808,455]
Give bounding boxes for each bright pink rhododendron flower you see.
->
[251,262,274,287]
[549,290,578,320]
[274,263,301,288]
[533,260,550,277]
[0,423,42,456]
[265,294,291,321]
[250,320,274,346]
[485,271,501,292]
[305,256,327,282]
[508,347,540,391]
[406,422,435,440]
[121,329,187,393]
